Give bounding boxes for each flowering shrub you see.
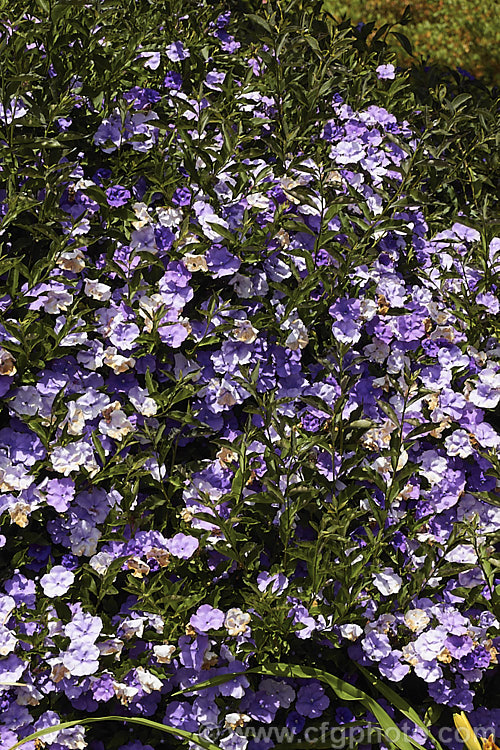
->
[0,1,499,749]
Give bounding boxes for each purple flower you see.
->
[286,711,305,734]
[178,634,209,670]
[167,533,199,559]
[163,701,198,732]
[27,544,51,572]
[166,41,190,62]
[376,64,396,80]
[413,628,447,660]
[362,631,392,661]
[378,651,410,681]
[163,71,183,90]
[123,86,161,109]
[4,573,36,608]
[65,611,103,643]
[206,245,241,277]
[0,653,25,684]
[40,566,75,597]
[171,187,191,206]
[91,673,115,702]
[57,117,72,131]
[93,167,112,185]
[295,682,330,718]
[190,604,225,632]
[158,322,190,348]
[106,185,131,207]
[217,662,249,698]
[205,71,226,91]
[62,641,100,676]
[475,292,499,314]
[256,571,289,594]
[245,690,280,723]
[329,298,362,344]
[216,31,240,54]
[108,321,141,350]
[330,139,366,164]
[259,678,295,708]
[459,647,491,671]
[336,707,355,724]
[444,429,473,458]
[137,51,161,71]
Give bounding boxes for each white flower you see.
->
[15,683,43,706]
[84,279,112,301]
[0,624,17,655]
[57,248,86,272]
[427,302,449,325]
[372,456,392,476]
[339,623,363,641]
[128,386,158,417]
[0,347,16,376]
[284,318,309,351]
[50,441,96,476]
[224,608,251,636]
[99,401,133,441]
[135,666,163,693]
[225,713,251,730]
[97,639,124,658]
[183,253,208,272]
[404,609,430,633]
[55,726,86,750]
[119,617,145,640]
[64,402,86,436]
[157,206,184,227]
[364,339,390,363]
[132,201,152,228]
[231,320,259,344]
[103,346,135,373]
[246,192,270,209]
[8,502,32,528]
[126,556,150,578]
[45,290,73,314]
[0,456,35,493]
[89,551,114,575]
[359,299,378,321]
[153,644,176,663]
[372,567,403,596]
[113,681,139,706]
[70,523,101,557]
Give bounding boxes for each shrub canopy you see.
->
[0,1,499,749]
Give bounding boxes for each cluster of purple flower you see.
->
[0,4,499,750]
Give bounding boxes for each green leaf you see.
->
[391,31,413,56]
[357,666,444,750]
[91,431,106,466]
[245,14,274,35]
[8,716,225,750]
[378,400,400,427]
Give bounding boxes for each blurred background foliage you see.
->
[322,0,500,85]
